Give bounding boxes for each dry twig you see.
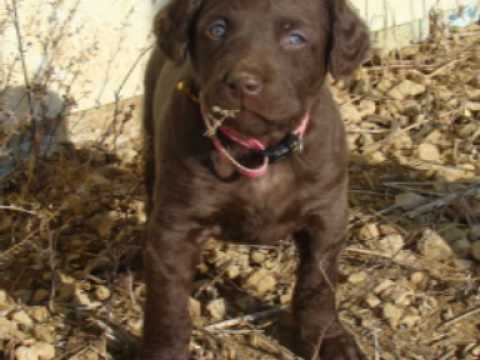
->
[0,204,38,216]
[205,306,286,332]
[437,306,480,330]
[407,183,480,218]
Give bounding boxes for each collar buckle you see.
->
[262,133,303,163]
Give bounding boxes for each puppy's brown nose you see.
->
[225,71,263,96]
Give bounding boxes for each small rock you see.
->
[358,133,374,146]
[378,234,405,256]
[341,103,362,123]
[424,129,444,144]
[365,294,381,308]
[437,167,473,182]
[34,324,56,343]
[472,345,480,356]
[0,318,20,340]
[231,252,250,271]
[466,101,480,112]
[264,259,277,269]
[245,269,277,295]
[118,148,138,163]
[31,342,55,360]
[358,223,380,241]
[394,250,418,265]
[128,318,143,335]
[410,272,427,286]
[458,123,478,139]
[395,192,427,210]
[417,143,441,162]
[132,200,147,223]
[401,99,421,116]
[418,229,454,261]
[206,298,227,321]
[30,307,49,322]
[74,288,101,309]
[347,133,360,150]
[12,310,34,328]
[196,263,209,274]
[468,89,480,101]
[361,317,381,329]
[357,99,376,117]
[366,151,386,164]
[442,307,455,321]
[383,303,404,328]
[15,346,37,360]
[379,224,399,236]
[391,287,414,307]
[388,79,426,100]
[391,133,413,149]
[376,78,393,93]
[280,291,292,305]
[400,313,421,328]
[471,241,480,261]
[250,251,267,265]
[0,290,8,303]
[94,286,111,301]
[225,264,241,279]
[189,297,202,320]
[374,279,395,294]
[348,271,367,284]
[0,289,12,310]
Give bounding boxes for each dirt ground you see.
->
[1,25,480,360]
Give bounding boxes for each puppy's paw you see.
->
[319,334,364,360]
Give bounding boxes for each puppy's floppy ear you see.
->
[153,0,203,64]
[328,0,370,79]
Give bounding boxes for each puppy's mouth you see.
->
[201,102,308,154]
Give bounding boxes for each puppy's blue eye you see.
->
[207,20,227,40]
[287,32,306,46]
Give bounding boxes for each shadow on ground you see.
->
[0,121,479,360]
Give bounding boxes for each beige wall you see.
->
[1,0,156,112]
[356,0,463,31]
[0,0,473,114]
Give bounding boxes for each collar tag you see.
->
[262,133,303,163]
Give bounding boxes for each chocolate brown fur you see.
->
[142,0,369,359]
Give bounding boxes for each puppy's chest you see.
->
[216,170,301,244]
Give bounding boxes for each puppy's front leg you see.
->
[141,218,205,360]
[292,210,363,360]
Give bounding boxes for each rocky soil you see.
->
[1,25,479,360]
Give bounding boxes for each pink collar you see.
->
[207,112,310,178]
[176,80,309,179]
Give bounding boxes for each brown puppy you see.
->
[142,0,369,359]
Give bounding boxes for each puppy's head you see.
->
[155,0,369,138]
